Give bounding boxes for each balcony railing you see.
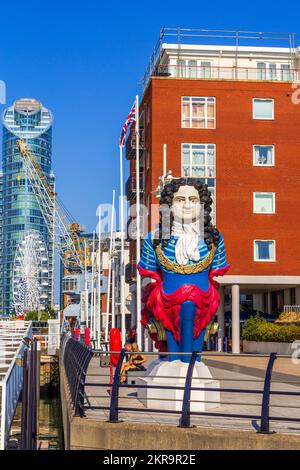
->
[283,305,300,313]
[142,28,296,91]
[125,175,144,201]
[152,63,299,83]
[125,127,145,160]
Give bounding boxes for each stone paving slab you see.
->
[84,354,300,435]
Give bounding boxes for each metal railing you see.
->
[142,28,296,91]
[152,63,299,83]
[61,337,94,417]
[125,175,144,201]
[284,305,300,313]
[0,321,33,449]
[20,340,39,450]
[63,347,300,434]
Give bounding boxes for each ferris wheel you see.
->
[13,229,49,315]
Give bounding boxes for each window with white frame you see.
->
[176,59,212,79]
[182,97,216,129]
[253,99,274,120]
[253,145,274,166]
[188,60,197,78]
[177,59,186,77]
[257,63,278,81]
[181,143,216,222]
[253,192,275,214]
[254,240,276,261]
[200,61,211,78]
[257,62,267,80]
[281,64,291,81]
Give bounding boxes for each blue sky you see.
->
[0,0,299,233]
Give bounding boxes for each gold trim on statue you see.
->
[154,242,216,274]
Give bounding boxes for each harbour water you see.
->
[38,395,64,450]
[38,354,64,449]
[8,392,64,450]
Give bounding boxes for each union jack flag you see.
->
[119,101,136,147]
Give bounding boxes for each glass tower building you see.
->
[0,98,55,315]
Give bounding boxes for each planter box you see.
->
[243,340,294,355]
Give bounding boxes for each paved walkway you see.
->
[84,353,300,435]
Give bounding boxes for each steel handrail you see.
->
[66,345,300,434]
[0,321,32,450]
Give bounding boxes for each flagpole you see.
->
[91,231,95,338]
[93,236,97,341]
[97,207,102,349]
[163,144,167,177]
[84,239,89,331]
[105,189,115,342]
[135,94,142,349]
[111,231,116,329]
[119,144,126,345]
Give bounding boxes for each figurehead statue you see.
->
[137,177,229,362]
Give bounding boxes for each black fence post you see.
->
[179,351,198,428]
[32,340,38,450]
[258,352,277,434]
[109,349,126,423]
[27,345,34,450]
[27,340,38,450]
[20,348,28,450]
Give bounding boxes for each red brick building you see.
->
[125,29,300,352]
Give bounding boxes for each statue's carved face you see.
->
[171,185,201,224]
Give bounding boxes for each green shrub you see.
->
[242,314,300,343]
[276,312,300,324]
[24,310,39,321]
[25,310,55,321]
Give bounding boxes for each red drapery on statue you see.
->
[138,265,229,347]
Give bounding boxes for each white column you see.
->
[232,284,240,354]
[217,286,225,352]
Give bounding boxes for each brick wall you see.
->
[138,77,300,276]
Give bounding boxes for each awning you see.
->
[63,303,80,318]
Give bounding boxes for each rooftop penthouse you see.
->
[142,28,299,91]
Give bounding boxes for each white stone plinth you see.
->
[136,359,220,412]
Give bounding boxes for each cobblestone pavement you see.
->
[84,353,300,435]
